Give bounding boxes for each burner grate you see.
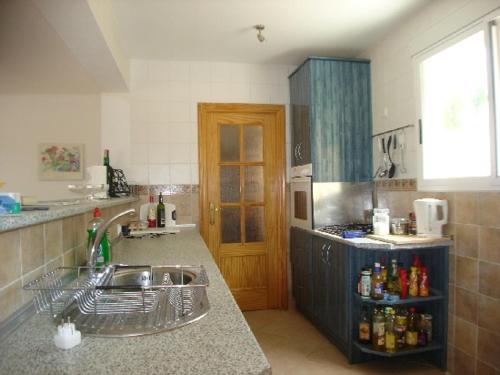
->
[317,223,373,237]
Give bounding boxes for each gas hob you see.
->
[317,223,373,238]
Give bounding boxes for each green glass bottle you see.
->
[157,192,165,228]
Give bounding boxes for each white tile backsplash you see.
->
[169,102,191,122]
[170,163,192,184]
[148,146,170,164]
[149,164,170,184]
[168,61,190,82]
[168,143,192,164]
[102,59,292,187]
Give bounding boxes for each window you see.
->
[417,19,500,190]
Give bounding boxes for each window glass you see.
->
[420,30,491,179]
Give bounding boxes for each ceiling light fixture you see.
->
[254,25,266,42]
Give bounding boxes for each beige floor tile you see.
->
[244,308,445,375]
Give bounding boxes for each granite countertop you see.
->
[312,229,453,249]
[0,197,138,232]
[0,229,271,375]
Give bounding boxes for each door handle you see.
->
[294,144,299,161]
[209,202,216,225]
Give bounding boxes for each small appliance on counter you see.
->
[413,198,448,237]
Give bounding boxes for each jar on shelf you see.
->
[373,208,390,235]
[391,217,409,235]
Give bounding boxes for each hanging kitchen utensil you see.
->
[378,137,388,178]
[388,135,396,178]
[400,130,407,174]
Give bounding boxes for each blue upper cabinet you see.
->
[290,57,373,182]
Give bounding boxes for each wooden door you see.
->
[198,103,287,311]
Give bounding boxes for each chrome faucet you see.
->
[88,208,136,272]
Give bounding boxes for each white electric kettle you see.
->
[413,198,448,237]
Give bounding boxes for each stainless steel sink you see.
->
[24,264,210,337]
[108,266,194,289]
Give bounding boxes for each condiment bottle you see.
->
[419,266,429,297]
[409,212,417,235]
[360,268,371,299]
[406,307,419,347]
[371,263,384,300]
[421,313,433,343]
[387,259,399,294]
[384,307,396,353]
[147,195,157,228]
[399,268,408,299]
[372,308,386,351]
[359,307,371,344]
[394,311,407,349]
[409,266,419,297]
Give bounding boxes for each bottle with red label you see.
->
[419,266,429,297]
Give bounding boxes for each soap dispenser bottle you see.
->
[87,207,110,266]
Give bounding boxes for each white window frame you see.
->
[414,15,500,191]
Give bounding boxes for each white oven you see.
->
[290,164,312,230]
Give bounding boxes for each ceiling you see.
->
[111,0,432,64]
[0,0,99,94]
[0,0,432,94]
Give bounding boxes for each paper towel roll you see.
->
[87,166,107,185]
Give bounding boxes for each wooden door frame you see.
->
[198,103,288,309]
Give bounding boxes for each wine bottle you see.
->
[157,192,165,228]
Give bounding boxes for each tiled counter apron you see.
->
[0,229,271,375]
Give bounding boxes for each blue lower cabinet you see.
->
[291,231,448,371]
[290,227,313,319]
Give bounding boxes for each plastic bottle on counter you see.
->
[86,207,110,267]
[147,195,157,228]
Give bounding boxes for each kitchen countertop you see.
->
[0,229,271,375]
[0,197,138,232]
[313,229,453,249]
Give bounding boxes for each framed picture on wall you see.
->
[38,143,84,181]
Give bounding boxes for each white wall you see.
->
[101,60,295,185]
[0,95,101,200]
[360,0,500,179]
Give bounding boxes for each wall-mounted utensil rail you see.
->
[371,124,414,138]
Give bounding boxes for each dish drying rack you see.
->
[23,265,210,337]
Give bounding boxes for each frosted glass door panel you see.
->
[220,125,240,161]
[244,166,264,202]
[244,126,263,161]
[220,166,240,203]
[245,207,264,243]
[221,207,241,243]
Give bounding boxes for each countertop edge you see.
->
[311,229,453,249]
[0,197,138,233]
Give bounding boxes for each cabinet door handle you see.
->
[209,202,216,225]
[294,144,299,161]
[326,244,332,265]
